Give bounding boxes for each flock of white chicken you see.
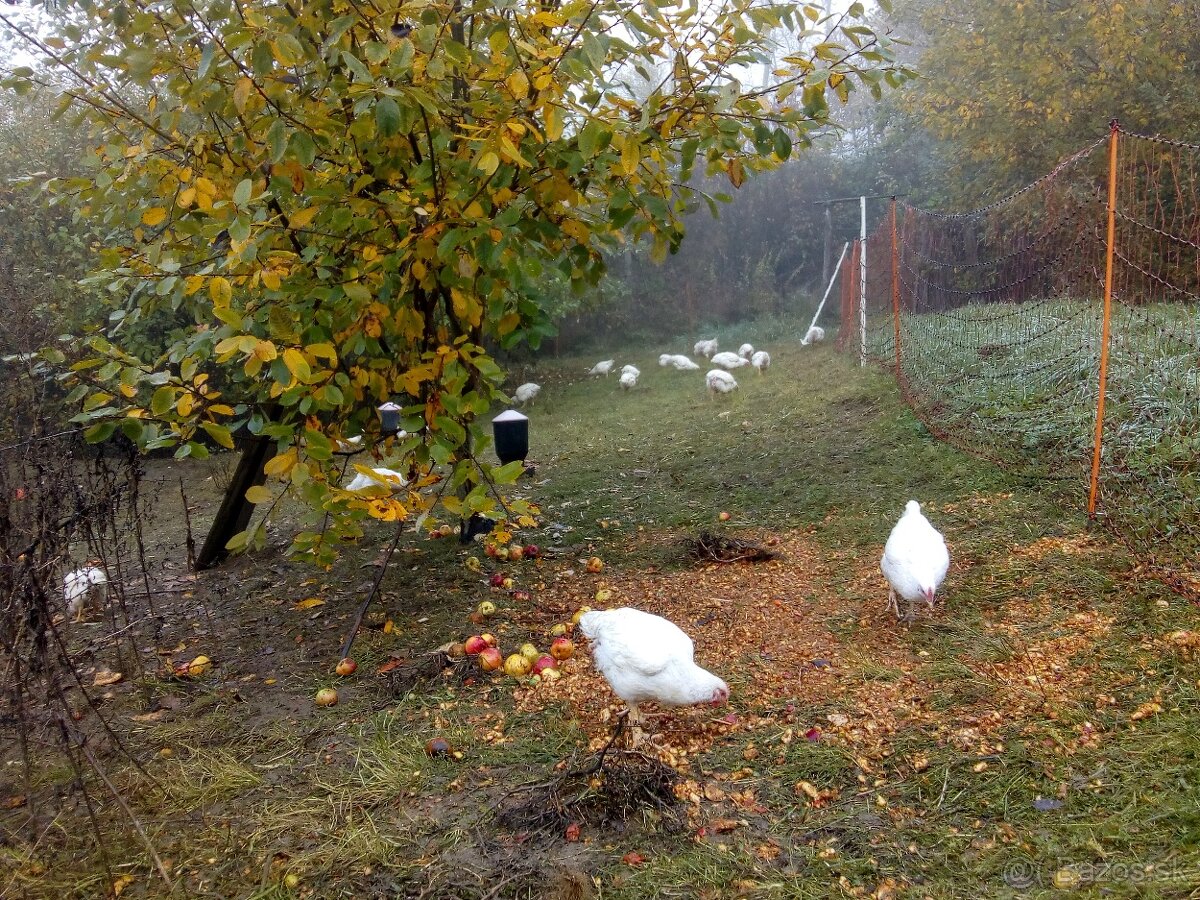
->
[513,333,817,409]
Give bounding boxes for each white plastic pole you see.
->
[859,195,867,367]
[806,241,849,340]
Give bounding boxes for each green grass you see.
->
[4,333,1199,899]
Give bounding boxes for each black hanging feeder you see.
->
[492,409,529,465]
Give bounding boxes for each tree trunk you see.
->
[195,432,276,569]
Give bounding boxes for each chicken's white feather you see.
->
[579,608,728,708]
[881,500,950,620]
[345,466,409,493]
[710,351,749,370]
[513,382,541,404]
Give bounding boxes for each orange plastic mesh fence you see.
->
[839,126,1200,582]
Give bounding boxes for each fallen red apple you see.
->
[468,611,485,625]
[335,657,357,676]
[484,544,499,558]
[550,637,575,661]
[524,544,539,559]
[489,573,505,588]
[512,590,531,603]
[478,647,503,671]
[481,632,498,647]
[425,737,453,757]
[464,635,488,655]
[508,545,525,562]
[447,642,467,659]
[314,688,339,707]
[532,655,557,675]
[718,511,731,521]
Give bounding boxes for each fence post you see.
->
[859,195,867,367]
[890,196,901,382]
[1088,120,1120,519]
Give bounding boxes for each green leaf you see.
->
[233,178,252,207]
[375,96,401,136]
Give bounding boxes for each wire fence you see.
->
[839,123,1200,587]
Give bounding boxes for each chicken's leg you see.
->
[887,588,900,620]
[627,703,644,748]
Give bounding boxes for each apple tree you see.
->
[1,0,907,565]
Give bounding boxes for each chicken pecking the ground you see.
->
[881,500,950,621]
[578,607,729,746]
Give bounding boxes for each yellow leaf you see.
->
[561,219,590,243]
[450,288,482,328]
[282,347,310,381]
[233,75,254,114]
[177,392,195,417]
[621,140,640,176]
[506,69,529,98]
[362,245,378,261]
[245,485,272,504]
[177,187,196,208]
[112,875,134,897]
[209,276,232,306]
[477,151,499,176]
[208,404,235,415]
[184,275,205,296]
[264,449,297,477]
[141,207,168,227]
[262,270,281,290]
[306,342,337,362]
[294,597,325,610]
[253,340,278,361]
[727,158,745,189]
[543,105,561,141]
[288,206,318,229]
[497,312,520,335]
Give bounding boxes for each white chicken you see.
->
[64,565,108,623]
[620,364,640,377]
[513,382,541,405]
[881,500,950,621]
[738,343,754,359]
[587,359,615,376]
[751,350,771,374]
[705,369,738,397]
[619,370,638,390]
[658,353,673,367]
[579,607,729,745]
[668,354,701,371]
[710,351,749,370]
[693,339,719,358]
[802,325,826,345]
[345,466,409,493]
